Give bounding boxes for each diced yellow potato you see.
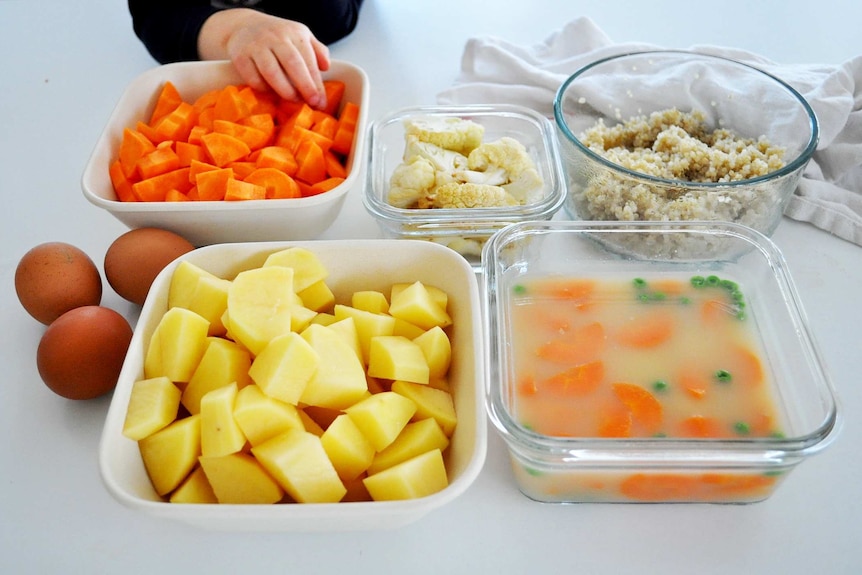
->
[391,282,448,311]
[233,384,304,446]
[199,452,284,504]
[168,260,220,310]
[391,380,458,437]
[200,383,247,457]
[392,317,426,340]
[252,428,346,503]
[367,335,430,384]
[248,332,319,405]
[144,307,210,383]
[427,378,451,393]
[326,317,363,364]
[310,312,337,326]
[320,414,376,481]
[122,376,181,441]
[345,391,417,452]
[139,414,201,497]
[333,304,396,365]
[367,417,450,475]
[189,276,232,336]
[388,281,452,331]
[341,473,372,502]
[169,466,218,504]
[262,246,328,292]
[227,266,294,356]
[298,324,368,410]
[413,326,452,380]
[182,337,252,414]
[287,291,317,333]
[351,290,389,315]
[363,449,449,501]
[298,280,336,313]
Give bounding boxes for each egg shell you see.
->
[36,305,133,400]
[104,228,195,306]
[14,242,103,325]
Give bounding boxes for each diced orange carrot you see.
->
[196,107,215,132]
[135,120,169,145]
[597,404,632,438]
[730,344,765,386]
[517,374,538,396]
[309,177,345,195]
[275,99,304,124]
[224,178,266,201]
[227,161,257,180]
[237,86,259,115]
[213,84,253,122]
[294,139,327,184]
[240,113,276,145]
[186,186,200,201]
[296,180,316,197]
[165,188,192,202]
[612,382,663,435]
[188,159,220,183]
[287,103,315,130]
[677,415,725,438]
[109,159,137,202]
[535,278,596,301]
[200,132,251,167]
[195,167,234,201]
[212,119,269,151]
[187,124,209,145]
[244,167,300,199]
[131,167,191,202]
[153,101,197,142]
[136,145,181,180]
[331,101,358,155]
[193,88,221,112]
[323,149,347,179]
[311,114,338,140]
[544,360,605,396]
[250,88,279,116]
[254,145,298,176]
[118,128,156,179]
[535,321,606,365]
[149,81,183,125]
[175,141,205,167]
[616,311,675,348]
[321,80,346,117]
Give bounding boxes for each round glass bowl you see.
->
[553,50,819,237]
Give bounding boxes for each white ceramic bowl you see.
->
[99,240,486,531]
[82,60,369,245]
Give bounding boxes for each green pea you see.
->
[513,284,527,295]
[690,276,706,288]
[524,466,543,477]
[652,380,669,392]
[633,278,647,289]
[637,293,651,303]
[720,279,738,291]
[706,275,721,286]
[678,296,691,305]
[650,291,666,301]
[714,369,733,383]
[734,421,751,435]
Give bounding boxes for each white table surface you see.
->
[1,1,860,573]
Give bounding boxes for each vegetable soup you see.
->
[508,275,783,440]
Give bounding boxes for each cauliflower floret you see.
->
[403,135,469,173]
[467,136,536,178]
[502,167,544,204]
[387,157,436,208]
[404,117,485,155]
[418,182,520,209]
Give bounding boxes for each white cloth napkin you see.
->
[437,17,862,246]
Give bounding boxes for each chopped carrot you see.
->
[187,124,209,145]
[544,360,605,396]
[240,113,276,144]
[149,81,182,125]
[109,159,136,202]
[244,167,301,199]
[195,167,234,201]
[250,89,278,116]
[730,344,765,386]
[224,178,266,201]
[213,84,253,122]
[535,278,596,301]
[331,101,359,155]
[621,472,778,502]
[165,188,192,202]
[612,382,663,435]
[227,161,257,180]
[294,139,327,184]
[616,311,675,348]
[597,405,632,438]
[153,101,197,142]
[309,177,345,195]
[678,367,710,399]
[188,159,220,183]
[535,321,606,365]
[212,119,269,151]
[321,80,346,117]
[517,374,538,396]
[287,103,315,130]
[311,114,339,140]
[131,167,191,202]
[136,145,181,180]
[118,128,156,178]
[192,88,221,112]
[620,473,701,502]
[296,180,316,197]
[323,149,348,179]
[278,124,334,155]
[196,107,215,132]
[200,132,251,167]
[175,141,205,167]
[677,415,725,438]
[135,120,169,145]
[254,145,298,176]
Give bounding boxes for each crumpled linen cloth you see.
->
[437,17,862,246]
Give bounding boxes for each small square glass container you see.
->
[482,220,840,503]
[364,104,566,270]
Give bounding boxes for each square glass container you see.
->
[482,220,840,503]
[364,104,566,270]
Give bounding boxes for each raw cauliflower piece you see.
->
[403,117,485,155]
[418,182,519,209]
[387,157,436,208]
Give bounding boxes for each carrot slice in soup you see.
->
[535,321,606,365]
[544,360,604,396]
[612,383,663,435]
[616,311,674,348]
[677,415,725,438]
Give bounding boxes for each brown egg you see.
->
[36,305,133,400]
[15,242,103,325]
[104,227,195,306]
